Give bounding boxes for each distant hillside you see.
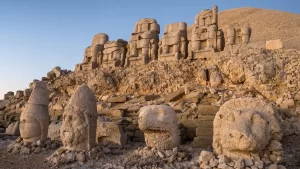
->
[188,7,300,50]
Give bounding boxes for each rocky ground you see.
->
[0,134,300,169]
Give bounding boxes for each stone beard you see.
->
[61,105,94,151]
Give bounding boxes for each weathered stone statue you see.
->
[213,98,282,160]
[226,24,251,45]
[20,81,49,144]
[75,33,109,71]
[190,5,223,59]
[158,22,188,61]
[125,18,160,66]
[138,105,180,149]
[101,39,128,68]
[60,84,97,151]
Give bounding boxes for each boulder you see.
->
[5,121,20,136]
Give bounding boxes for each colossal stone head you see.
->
[213,98,282,159]
[138,105,180,149]
[60,84,97,151]
[91,33,109,46]
[20,81,49,144]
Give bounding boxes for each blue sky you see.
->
[0,0,299,99]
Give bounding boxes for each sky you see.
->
[0,0,299,99]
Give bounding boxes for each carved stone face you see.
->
[20,115,41,142]
[219,109,270,153]
[60,84,97,151]
[19,81,49,144]
[61,105,88,150]
[213,98,282,159]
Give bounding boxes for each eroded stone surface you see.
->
[213,98,282,159]
[138,105,180,149]
[20,81,49,144]
[60,84,97,151]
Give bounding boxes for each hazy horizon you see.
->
[0,0,299,99]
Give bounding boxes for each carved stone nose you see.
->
[229,130,246,139]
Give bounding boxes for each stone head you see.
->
[92,33,109,46]
[213,98,282,159]
[20,81,49,144]
[60,84,97,151]
[138,105,179,149]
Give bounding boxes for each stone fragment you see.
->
[213,98,282,159]
[138,105,180,149]
[52,66,62,78]
[24,89,32,97]
[5,121,20,136]
[244,159,253,167]
[107,96,127,103]
[191,136,213,148]
[199,150,213,165]
[0,99,10,111]
[15,90,24,98]
[20,81,49,144]
[20,146,31,155]
[96,121,127,145]
[265,39,283,50]
[165,89,185,102]
[111,109,124,117]
[60,84,97,151]
[48,121,62,141]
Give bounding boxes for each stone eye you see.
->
[226,114,235,122]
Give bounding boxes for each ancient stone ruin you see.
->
[1,4,298,169]
[125,18,160,66]
[20,81,50,144]
[101,39,128,68]
[75,33,109,71]
[138,105,180,150]
[190,5,223,60]
[158,22,188,61]
[213,98,282,161]
[60,84,97,151]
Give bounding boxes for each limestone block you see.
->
[15,90,24,99]
[52,66,62,78]
[196,127,213,136]
[24,89,32,97]
[96,121,127,145]
[0,99,10,111]
[107,96,127,103]
[48,121,62,141]
[165,89,185,102]
[47,71,56,80]
[5,121,20,136]
[266,39,283,50]
[139,105,180,149]
[191,136,213,148]
[213,98,282,159]
[60,84,97,151]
